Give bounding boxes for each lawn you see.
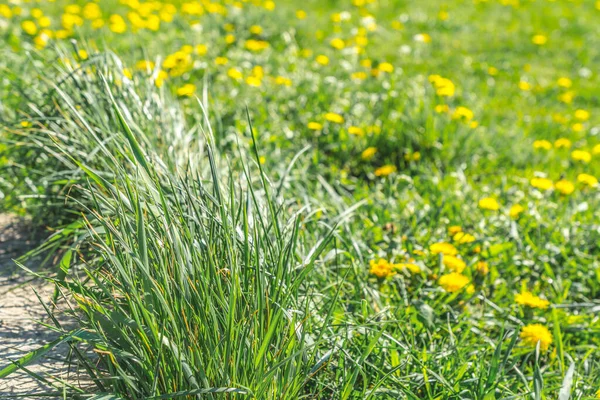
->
[1,0,600,398]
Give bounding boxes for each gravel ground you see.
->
[0,214,86,398]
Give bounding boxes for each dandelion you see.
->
[530,177,553,191]
[452,106,474,121]
[250,25,263,35]
[274,76,292,86]
[554,138,571,149]
[574,109,590,121]
[479,197,500,211]
[325,113,344,124]
[227,68,243,80]
[572,123,584,132]
[442,255,466,273]
[429,75,455,97]
[176,83,196,97]
[594,144,600,155]
[246,76,262,87]
[330,38,345,50]
[435,104,449,113]
[369,259,394,278]
[315,55,329,65]
[21,20,38,35]
[378,62,394,73]
[571,150,591,163]
[476,261,489,275]
[245,39,269,51]
[515,291,550,309]
[509,204,525,218]
[358,148,378,162]
[109,14,127,33]
[532,34,547,45]
[577,173,598,187]
[555,179,574,195]
[453,232,475,244]
[520,324,553,350]
[375,165,396,177]
[215,57,228,65]
[308,122,323,130]
[394,262,421,274]
[296,9,306,19]
[448,226,462,235]
[430,242,458,256]
[518,80,531,91]
[557,77,572,88]
[533,140,552,150]
[439,273,473,293]
[558,91,575,104]
[348,126,364,135]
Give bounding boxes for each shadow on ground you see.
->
[0,214,88,397]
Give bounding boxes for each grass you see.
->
[1,0,600,398]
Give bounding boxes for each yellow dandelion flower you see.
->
[452,106,474,121]
[378,62,394,73]
[227,68,243,80]
[533,140,552,150]
[574,109,590,121]
[520,324,553,351]
[519,80,532,91]
[515,291,550,309]
[316,55,329,65]
[439,273,473,293]
[577,173,598,187]
[555,179,574,195]
[430,242,458,256]
[509,204,525,218]
[476,261,489,275]
[557,77,572,88]
[435,104,449,113]
[479,197,500,211]
[176,84,196,97]
[325,113,344,124]
[369,259,394,278]
[330,38,345,50]
[532,34,547,45]
[250,25,263,35]
[442,255,466,273]
[246,76,262,87]
[448,226,462,235]
[530,177,553,191]
[453,232,475,244]
[215,57,228,65]
[348,126,364,135]
[296,10,307,19]
[554,138,572,149]
[21,20,38,35]
[394,262,421,274]
[571,150,591,163]
[374,165,397,177]
[361,147,377,160]
[559,90,575,104]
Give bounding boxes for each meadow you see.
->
[1,0,600,398]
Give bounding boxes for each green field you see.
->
[1,0,600,398]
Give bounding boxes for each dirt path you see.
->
[0,214,77,397]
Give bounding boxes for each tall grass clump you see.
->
[0,50,349,398]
